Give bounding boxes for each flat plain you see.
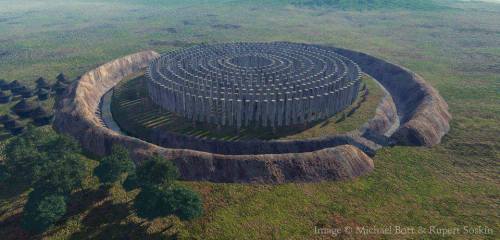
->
[0,0,498,239]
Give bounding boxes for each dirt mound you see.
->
[333,48,451,146]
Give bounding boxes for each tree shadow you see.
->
[0,213,33,240]
[71,221,175,240]
[69,200,177,240]
[0,179,30,202]
[81,201,129,228]
[65,187,109,218]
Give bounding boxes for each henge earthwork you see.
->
[53,42,451,183]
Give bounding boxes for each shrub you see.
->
[133,185,164,219]
[123,174,139,191]
[4,128,55,184]
[132,154,202,221]
[0,164,10,182]
[94,145,135,185]
[134,185,202,221]
[136,155,179,187]
[3,127,86,190]
[41,133,81,157]
[33,153,87,195]
[4,128,89,233]
[22,192,67,233]
[168,186,203,220]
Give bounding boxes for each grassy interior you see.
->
[0,0,499,239]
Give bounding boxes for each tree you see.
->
[3,127,86,189]
[4,128,88,233]
[133,185,164,219]
[133,185,202,220]
[94,145,135,185]
[168,186,203,220]
[132,155,202,221]
[123,174,139,191]
[136,155,179,187]
[3,127,55,184]
[22,192,67,233]
[42,133,81,157]
[34,153,88,195]
[0,164,10,182]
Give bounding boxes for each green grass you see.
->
[291,0,441,10]
[111,74,383,141]
[0,0,499,239]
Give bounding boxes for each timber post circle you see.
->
[146,42,362,129]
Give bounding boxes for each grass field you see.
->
[0,0,499,239]
[111,73,383,141]
[291,0,442,10]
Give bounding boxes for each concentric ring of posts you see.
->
[146,42,362,128]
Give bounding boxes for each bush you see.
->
[133,185,164,219]
[3,128,87,193]
[94,145,135,185]
[134,185,202,221]
[132,154,202,221]
[3,128,53,184]
[136,155,179,187]
[123,174,139,191]
[0,164,10,182]
[41,133,81,157]
[22,192,67,233]
[34,153,87,195]
[3,127,88,233]
[169,186,203,220]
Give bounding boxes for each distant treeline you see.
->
[291,0,441,10]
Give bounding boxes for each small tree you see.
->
[0,164,10,182]
[133,155,202,221]
[4,127,55,184]
[94,145,135,185]
[134,185,202,220]
[136,155,179,187]
[133,185,164,219]
[42,133,81,157]
[5,128,86,193]
[22,192,67,233]
[168,186,203,220]
[4,128,89,233]
[4,127,87,189]
[123,174,139,191]
[34,153,88,195]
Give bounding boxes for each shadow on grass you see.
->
[0,213,32,240]
[71,221,174,240]
[65,187,109,218]
[81,201,129,228]
[0,180,30,202]
[69,200,174,240]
